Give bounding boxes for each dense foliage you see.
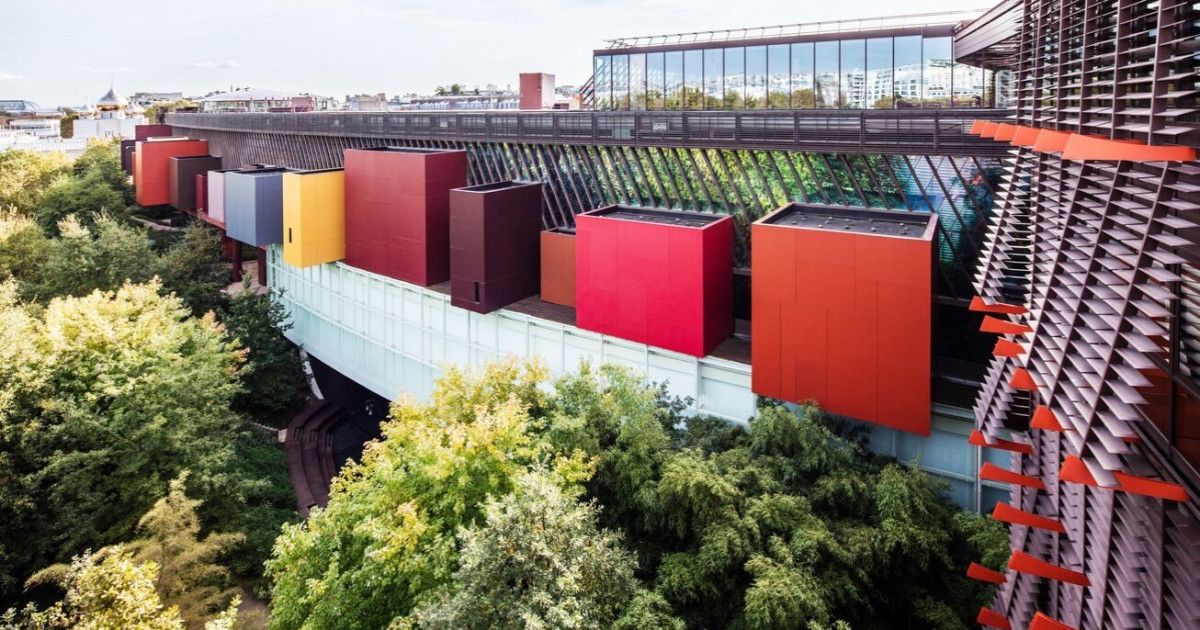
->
[222,289,306,418]
[0,281,293,601]
[266,361,1006,629]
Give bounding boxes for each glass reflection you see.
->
[923,37,952,107]
[814,41,838,108]
[839,39,865,108]
[791,42,814,108]
[953,63,984,107]
[629,53,647,110]
[593,55,612,110]
[646,52,665,109]
[704,48,723,108]
[893,36,921,107]
[767,44,789,108]
[665,51,683,109]
[745,46,767,109]
[612,54,630,109]
[724,47,745,108]
[866,38,892,109]
[684,49,703,109]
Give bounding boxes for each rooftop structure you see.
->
[199,89,338,113]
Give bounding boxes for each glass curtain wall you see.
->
[840,39,865,108]
[684,49,703,108]
[791,43,814,108]
[665,51,684,109]
[630,53,647,109]
[704,48,723,108]
[866,38,892,109]
[814,41,839,108]
[767,44,789,108]
[724,47,745,108]
[592,32,986,110]
[893,36,921,107]
[593,55,612,110]
[646,52,665,109]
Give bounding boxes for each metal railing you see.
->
[167,108,1012,156]
[603,10,987,49]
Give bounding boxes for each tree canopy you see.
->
[265,361,1006,629]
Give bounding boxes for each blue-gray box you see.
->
[225,169,288,246]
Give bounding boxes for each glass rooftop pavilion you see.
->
[591,10,995,110]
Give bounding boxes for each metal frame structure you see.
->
[167,109,1009,157]
[965,0,1200,627]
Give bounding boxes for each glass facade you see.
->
[593,32,988,110]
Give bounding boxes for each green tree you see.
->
[220,289,304,418]
[0,149,69,214]
[72,139,133,205]
[0,280,291,601]
[58,109,79,139]
[126,473,245,629]
[2,547,241,630]
[33,172,126,234]
[144,99,197,125]
[158,223,230,316]
[411,471,641,629]
[28,214,156,301]
[266,360,574,629]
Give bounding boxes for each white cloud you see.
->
[0,71,22,80]
[191,59,241,70]
[83,66,135,74]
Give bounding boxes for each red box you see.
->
[750,204,937,435]
[196,174,208,214]
[134,124,173,141]
[343,147,468,286]
[576,206,733,357]
[135,138,209,207]
[519,73,555,110]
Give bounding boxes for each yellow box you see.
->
[283,169,345,268]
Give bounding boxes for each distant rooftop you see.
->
[0,99,57,115]
[200,89,331,102]
[602,9,985,49]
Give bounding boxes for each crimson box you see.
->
[449,181,543,314]
[343,146,468,286]
[576,205,733,357]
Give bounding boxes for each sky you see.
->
[0,0,980,107]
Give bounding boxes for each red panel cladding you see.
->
[751,205,935,435]
[134,124,173,141]
[343,147,467,286]
[196,174,208,214]
[135,139,209,207]
[575,206,732,357]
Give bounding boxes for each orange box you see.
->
[135,138,209,206]
[751,204,937,435]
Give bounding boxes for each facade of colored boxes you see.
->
[283,168,346,269]
[343,147,468,287]
[576,206,733,358]
[225,168,288,247]
[751,204,936,435]
[134,138,209,206]
[448,181,543,314]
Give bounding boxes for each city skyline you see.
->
[2,0,979,107]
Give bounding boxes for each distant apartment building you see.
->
[345,93,388,111]
[131,91,184,108]
[199,89,338,113]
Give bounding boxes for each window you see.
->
[791,42,814,108]
[923,36,952,107]
[814,40,839,108]
[704,48,723,108]
[684,49,704,109]
[665,51,684,109]
[840,39,865,108]
[953,63,985,107]
[593,55,612,110]
[745,46,767,109]
[767,44,789,108]
[724,47,745,108]
[612,54,630,109]
[893,36,921,107]
[629,53,647,110]
[646,52,665,109]
[865,38,892,109]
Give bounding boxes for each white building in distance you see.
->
[72,86,146,139]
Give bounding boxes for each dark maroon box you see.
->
[449,181,544,313]
[169,155,222,211]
